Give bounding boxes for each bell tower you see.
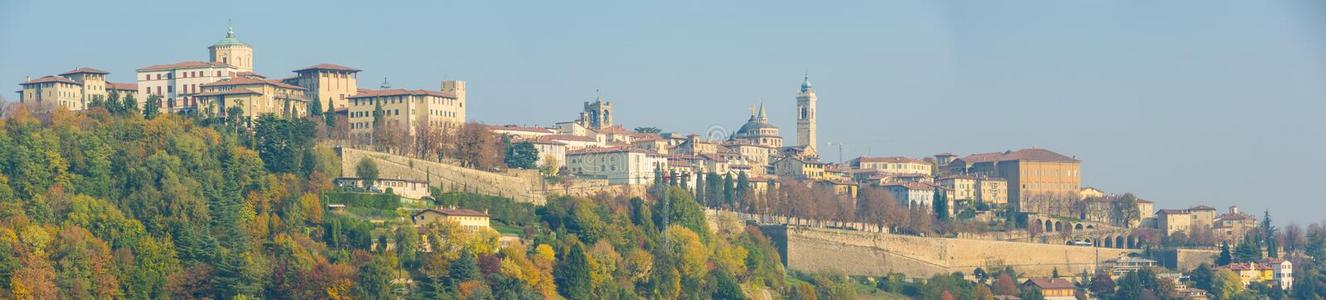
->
[796,74,817,156]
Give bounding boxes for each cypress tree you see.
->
[555,242,593,299]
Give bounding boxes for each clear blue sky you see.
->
[3,0,1324,224]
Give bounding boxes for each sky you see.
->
[2,0,1324,224]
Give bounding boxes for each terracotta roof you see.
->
[486,124,554,134]
[1024,278,1075,290]
[1158,209,1191,215]
[882,182,935,190]
[855,156,926,164]
[350,88,455,99]
[194,89,262,97]
[201,77,303,90]
[537,135,597,142]
[294,63,362,72]
[568,146,642,155]
[22,75,80,85]
[59,67,109,75]
[1217,213,1253,221]
[594,125,631,134]
[1189,205,1216,211]
[107,82,137,91]
[962,148,1079,163]
[414,208,488,218]
[137,61,236,72]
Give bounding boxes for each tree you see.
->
[123,93,139,114]
[1262,210,1278,258]
[504,141,539,169]
[1217,242,1233,266]
[144,95,162,119]
[1234,233,1262,262]
[253,115,317,173]
[1090,269,1116,296]
[356,158,379,189]
[309,97,323,117]
[993,272,1018,295]
[1210,269,1243,300]
[555,241,592,299]
[1190,264,1214,293]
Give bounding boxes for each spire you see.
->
[380,76,391,89]
[757,102,767,121]
[800,72,813,92]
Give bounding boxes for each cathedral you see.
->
[731,104,783,148]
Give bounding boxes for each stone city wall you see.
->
[769,225,1138,278]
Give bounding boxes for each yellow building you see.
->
[412,207,492,232]
[347,88,465,142]
[951,148,1081,215]
[17,67,138,111]
[976,177,1009,205]
[1022,278,1076,300]
[938,176,977,201]
[196,77,307,121]
[772,156,828,180]
[289,64,360,111]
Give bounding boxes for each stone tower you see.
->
[579,97,613,129]
[442,80,467,122]
[209,24,253,72]
[796,74,817,156]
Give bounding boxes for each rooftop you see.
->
[294,63,361,73]
[137,61,236,72]
[22,75,80,85]
[350,88,455,99]
[59,67,109,75]
[201,76,303,90]
[414,207,488,218]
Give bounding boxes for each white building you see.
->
[883,182,935,208]
[566,147,667,185]
[333,177,431,200]
[137,61,242,113]
[850,156,932,176]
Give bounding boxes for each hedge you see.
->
[323,192,401,210]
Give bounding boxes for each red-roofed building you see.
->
[346,85,464,143]
[195,76,308,120]
[1021,278,1076,300]
[136,60,243,113]
[850,156,932,176]
[17,67,137,111]
[947,148,1081,215]
[289,63,361,111]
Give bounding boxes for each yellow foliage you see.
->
[711,238,749,274]
[666,225,709,280]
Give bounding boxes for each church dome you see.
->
[212,26,248,47]
[800,75,812,92]
[734,104,779,137]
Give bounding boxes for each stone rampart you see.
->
[340,147,548,204]
[768,225,1138,278]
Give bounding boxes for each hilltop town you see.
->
[8,25,1323,300]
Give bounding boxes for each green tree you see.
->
[1234,233,1262,262]
[123,93,139,114]
[1217,242,1233,265]
[144,95,162,119]
[555,241,593,299]
[309,97,323,116]
[356,158,379,189]
[253,115,317,173]
[504,141,539,169]
[1262,210,1278,258]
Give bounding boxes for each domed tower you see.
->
[209,25,253,71]
[733,103,783,148]
[796,74,817,156]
